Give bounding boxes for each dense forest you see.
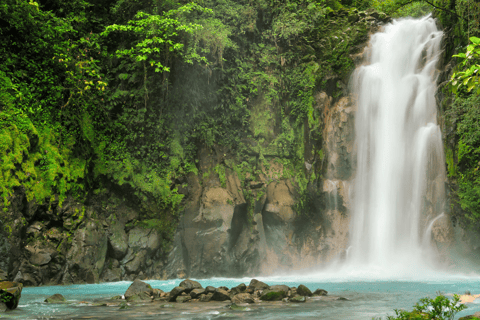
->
[0,0,480,283]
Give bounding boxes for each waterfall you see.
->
[348,16,445,271]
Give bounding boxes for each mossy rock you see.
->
[44,293,66,303]
[0,281,23,310]
[260,290,286,301]
[229,303,248,311]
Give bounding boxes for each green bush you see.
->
[386,294,466,320]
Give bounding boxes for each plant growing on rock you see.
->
[386,294,466,320]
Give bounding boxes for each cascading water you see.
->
[347,16,445,273]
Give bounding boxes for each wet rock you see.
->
[230,283,246,296]
[168,286,185,302]
[313,288,328,296]
[124,279,153,299]
[190,288,206,299]
[269,285,289,294]
[200,292,214,302]
[45,293,66,303]
[0,281,23,310]
[228,303,248,311]
[218,286,229,291]
[176,295,192,303]
[260,289,287,301]
[248,279,269,291]
[212,289,231,301]
[126,291,150,302]
[205,286,216,293]
[289,295,306,303]
[152,288,164,299]
[297,284,313,296]
[179,279,202,293]
[231,293,254,304]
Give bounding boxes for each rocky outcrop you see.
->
[0,281,23,310]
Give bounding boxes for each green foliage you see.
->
[450,37,480,95]
[386,294,466,320]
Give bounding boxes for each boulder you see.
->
[0,281,23,310]
[190,288,206,299]
[270,285,289,294]
[212,289,231,301]
[179,279,203,293]
[168,286,185,302]
[176,295,192,303]
[230,283,246,295]
[45,293,66,303]
[313,289,328,296]
[289,295,306,303]
[152,289,164,299]
[231,293,254,304]
[205,286,216,293]
[126,291,151,302]
[200,292,214,302]
[297,284,313,297]
[248,279,269,291]
[260,289,287,301]
[0,302,6,312]
[124,279,153,299]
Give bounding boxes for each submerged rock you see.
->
[0,281,23,310]
[45,293,66,303]
[289,296,306,303]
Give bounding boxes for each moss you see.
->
[260,291,286,301]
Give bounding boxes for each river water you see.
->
[3,272,480,319]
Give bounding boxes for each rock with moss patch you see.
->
[45,293,66,303]
[0,281,23,310]
[260,289,286,301]
[229,303,248,311]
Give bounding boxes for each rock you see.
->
[168,286,185,302]
[126,291,150,302]
[248,279,269,291]
[313,289,328,296]
[218,286,229,291]
[107,220,128,260]
[101,266,122,282]
[190,288,206,299]
[260,289,287,301]
[45,293,66,303]
[179,279,203,293]
[124,279,153,299]
[152,288,164,299]
[200,292,214,302]
[230,283,246,295]
[0,281,23,310]
[212,289,231,301]
[297,284,313,297]
[269,285,289,294]
[231,293,254,304]
[0,302,6,312]
[0,268,6,281]
[228,303,248,311]
[289,296,306,303]
[127,227,161,253]
[205,286,216,293]
[64,221,108,284]
[110,295,123,300]
[176,295,192,303]
[336,297,349,301]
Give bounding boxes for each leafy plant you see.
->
[386,294,466,320]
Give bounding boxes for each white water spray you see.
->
[347,16,445,273]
